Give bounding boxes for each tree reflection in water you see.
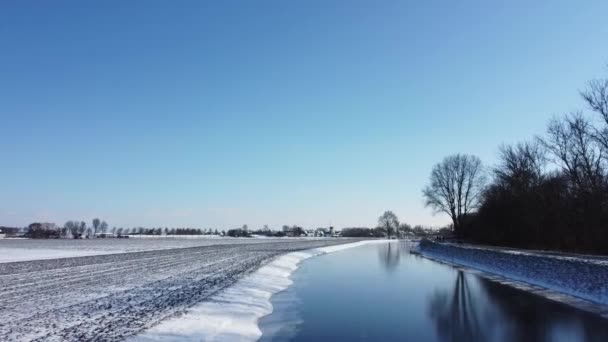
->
[377,241,413,271]
[479,278,608,342]
[428,270,608,342]
[428,271,486,341]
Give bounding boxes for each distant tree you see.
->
[437,226,453,237]
[341,227,375,237]
[26,222,59,239]
[229,226,251,237]
[413,225,426,236]
[79,221,86,236]
[423,154,486,238]
[378,211,399,238]
[64,221,80,238]
[292,225,305,236]
[100,221,108,233]
[397,222,412,238]
[60,225,69,238]
[92,218,101,235]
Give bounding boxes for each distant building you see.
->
[314,226,335,237]
[94,233,116,238]
[0,229,4,239]
[0,227,21,237]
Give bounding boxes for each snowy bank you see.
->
[416,240,608,306]
[130,239,388,342]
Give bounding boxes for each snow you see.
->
[130,240,388,342]
[0,238,361,341]
[415,240,608,306]
[0,237,330,263]
[0,247,112,263]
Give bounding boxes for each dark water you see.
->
[259,241,608,342]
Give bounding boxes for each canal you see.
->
[259,241,608,342]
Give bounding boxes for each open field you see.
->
[0,237,305,263]
[0,238,357,341]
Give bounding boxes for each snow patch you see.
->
[130,240,388,342]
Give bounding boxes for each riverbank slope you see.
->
[415,239,608,317]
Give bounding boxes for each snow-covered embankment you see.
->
[416,239,608,306]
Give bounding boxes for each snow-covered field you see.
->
[0,237,303,263]
[416,240,608,306]
[0,238,359,341]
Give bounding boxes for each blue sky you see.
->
[1,1,608,229]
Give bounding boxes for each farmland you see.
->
[0,238,355,341]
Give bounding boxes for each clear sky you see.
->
[1,1,608,229]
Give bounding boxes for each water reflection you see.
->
[261,242,608,342]
[376,240,416,271]
[428,271,486,341]
[428,271,608,342]
[377,241,401,271]
[479,278,608,342]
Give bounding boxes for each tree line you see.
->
[22,221,343,239]
[26,219,109,239]
[423,69,608,253]
[23,219,229,239]
[340,211,439,238]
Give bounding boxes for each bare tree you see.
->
[92,218,101,235]
[581,76,608,123]
[495,141,546,190]
[423,154,486,237]
[581,74,608,160]
[541,114,605,194]
[60,225,69,238]
[65,221,80,238]
[100,221,108,233]
[79,221,86,236]
[378,211,399,238]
